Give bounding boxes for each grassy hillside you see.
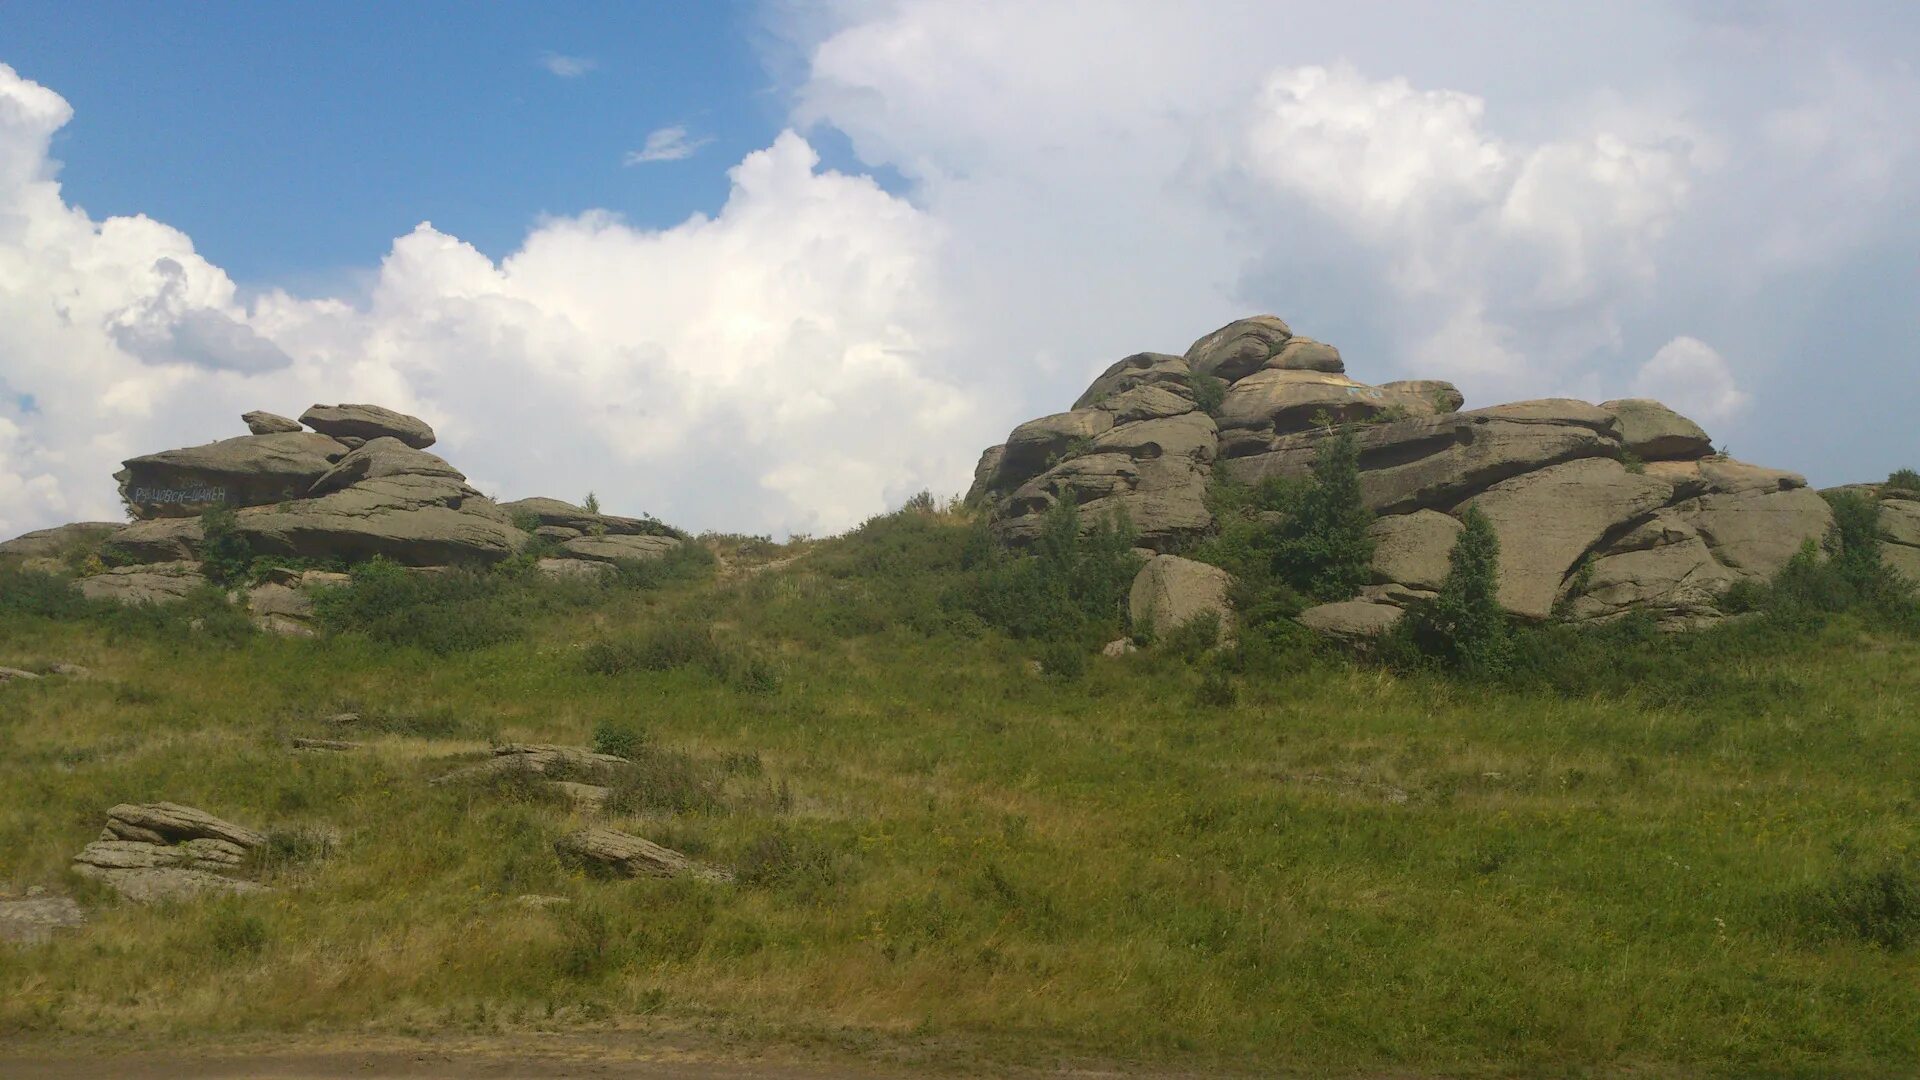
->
[2,507,1918,1077]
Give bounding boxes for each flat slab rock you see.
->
[431,743,629,785]
[553,827,730,882]
[0,888,87,945]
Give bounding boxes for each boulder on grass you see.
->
[71,803,271,905]
[1129,554,1233,641]
[1298,599,1404,641]
[554,827,728,881]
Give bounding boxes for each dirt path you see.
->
[0,1031,1235,1080]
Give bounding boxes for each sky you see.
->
[1,0,1917,540]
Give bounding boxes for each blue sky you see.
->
[0,2,1916,538]
[5,1,795,281]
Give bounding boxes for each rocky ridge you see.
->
[969,315,1898,635]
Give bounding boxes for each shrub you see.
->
[1402,506,1512,675]
[1886,468,1920,494]
[198,506,254,587]
[1193,665,1238,708]
[1190,374,1227,416]
[582,616,783,694]
[1035,638,1088,680]
[0,566,90,619]
[582,492,601,514]
[591,719,651,759]
[1158,611,1222,662]
[1794,853,1920,952]
[610,542,716,590]
[963,499,1143,642]
[311,559,524,655]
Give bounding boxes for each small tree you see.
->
[1823,489,1903,601]
[198,506,253,587]
[1272,426,1375,601]
[1409,505,1512,674]
[1886,468,1920,495]
[582,492,602,515]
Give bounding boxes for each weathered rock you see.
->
[307,437,464,496]
[1460,458,1674,620]
[241,410,304,435]
[1128,554,1233,641]
[996,410,1117,488]
[558,534,682,564]
[431,743,629,785]
[0,888,86,945]
[1469,399,1621,433]
[536,557,616,581]
[1224,411,1622,514]
[116,432,349,519]
[72,804,270,904]
[1095,383,1197,423]
[534,525,583,542]
[1646,457,1807,499]
[1263,337,1345,374]
[73,866,268,905]
[1091,411,1217,463]
[496,497,684,540]
[247,583,313,621]
[966,445,1008,503]
[1367,510,1464,592]
[1298,599,1404,641]
[1380,380,1465,413]
[1185,316,1302,381]
[1601,399,1713,461]
[1882,498,1920,583]
[103,518,204,564]
[0,667,41,683]
[1681,486,1834,576]
[1216,370,1440,438]
[995,454,1212,552]
[233,474,524,567]
[1560,515,1736,624]
[554,827,725,881]
[0,522,123,559]
[76,561,208,606]
[1101,637,1138,657]
[299,403,436,449]
[102,803,266,849]
[1073,353,1192,411]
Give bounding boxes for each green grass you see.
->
[1,513,1918,1077]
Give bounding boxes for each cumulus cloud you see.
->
[537,52,596,78]
[624,125,713,164]
[0,63,975,539]
[1633,336,1750,426]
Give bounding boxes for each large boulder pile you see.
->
[971,315,1844,633]
[3,404,689,614]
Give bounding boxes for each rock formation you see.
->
[972,315,1849,635]
[2,405,690,620]
[71,802,273,904]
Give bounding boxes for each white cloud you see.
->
[1632,336,1749,427]
[537,52,596,78]
[625,125,713,164]
[0,64,976,540]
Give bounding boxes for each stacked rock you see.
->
[971,315,1852,634]
[3,403,686,620]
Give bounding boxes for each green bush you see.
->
[963,499,1143,643]
[311,559,525,655]
[1400,506,1512,675]
[1035,638,1088,680]
[591,719,651,759]
[198,506,254,587]
[581,616,783,694]
[610,543,716,590]
[0,566,90,619]
[1794,853,1920,952]
[1190,374,1227,416]
[1886,468,1920,494]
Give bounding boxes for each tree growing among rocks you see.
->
[1406,505,1512,674]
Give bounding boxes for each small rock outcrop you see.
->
[554,827,727,881]
[0,887,87,945]
[1,404,694,607]
[71,803,271,904]
[975,315,1838,635]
